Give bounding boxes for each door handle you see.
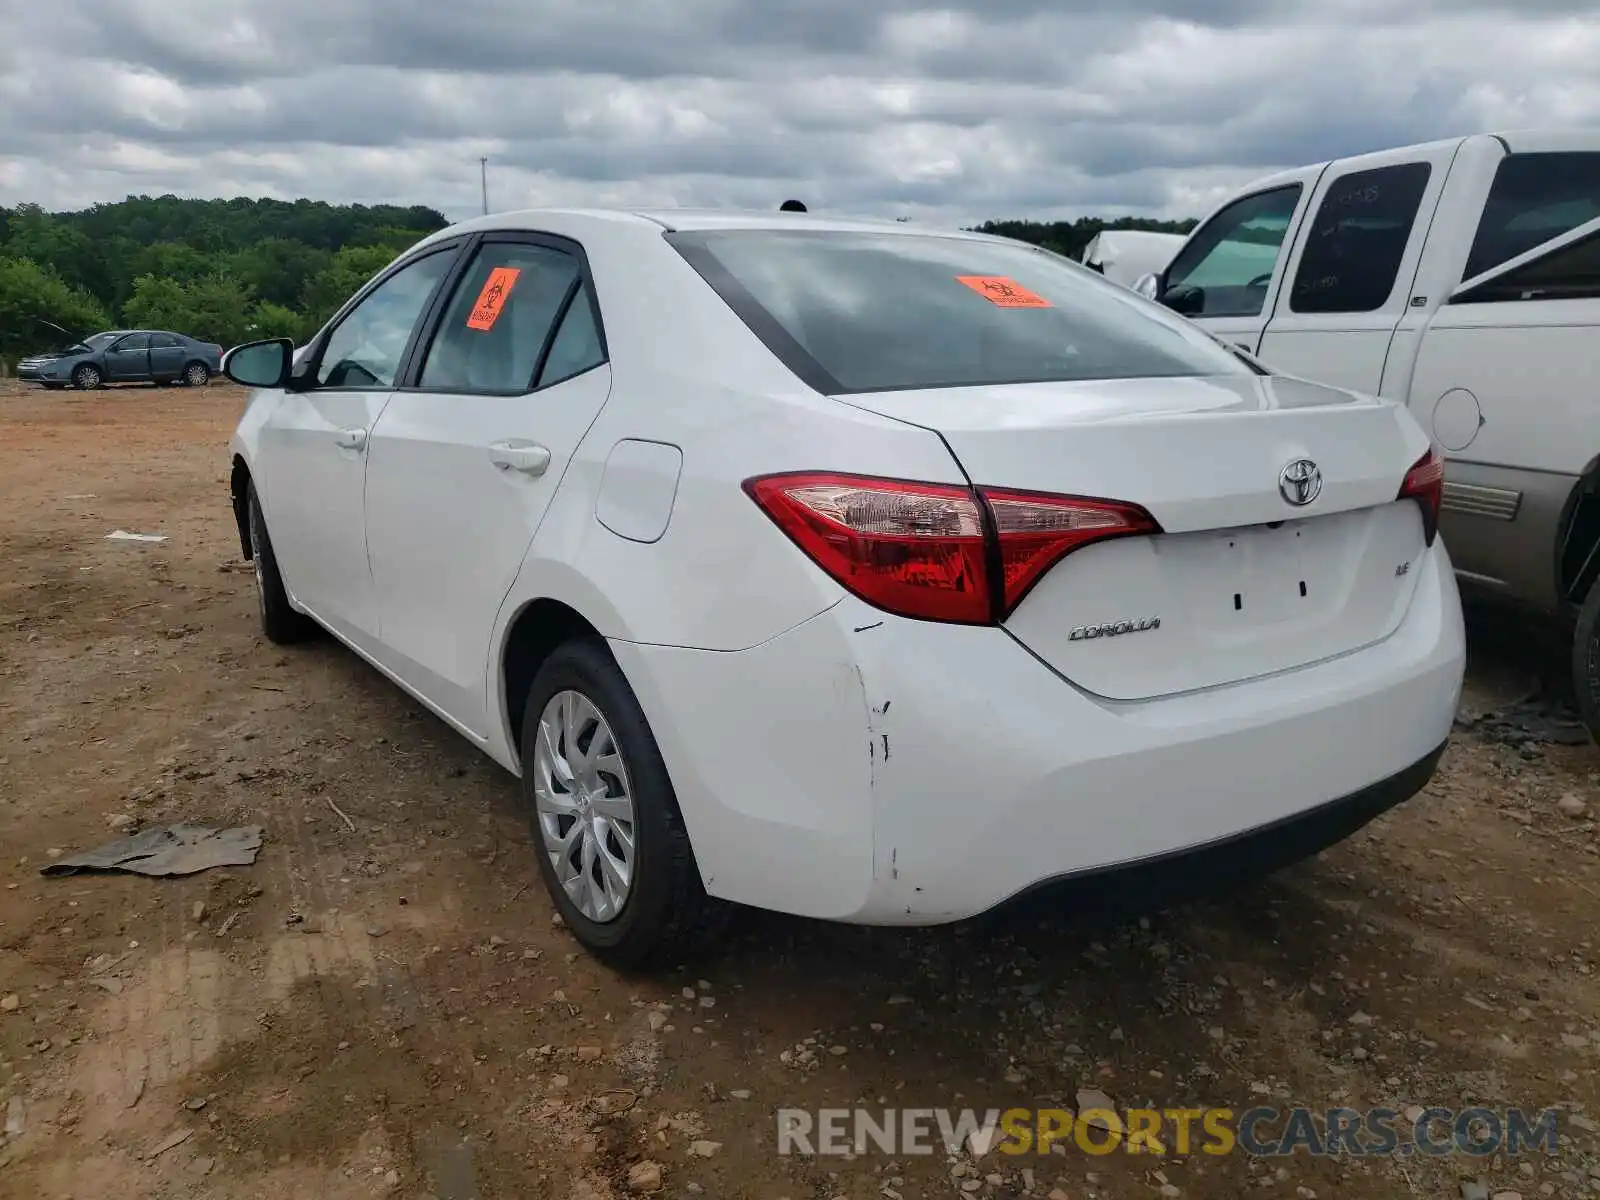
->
[488,440,552,477]
[335,427,367,452]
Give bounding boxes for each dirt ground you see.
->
[1,380,1598,1200]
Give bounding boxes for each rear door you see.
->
[361,233,612,734]
[1162,171,1319,355]
[103,333,151,380]
[1255,141,1459,395]
[253,243,461,647]
[148,332,184,381]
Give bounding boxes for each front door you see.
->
[362,234,613,734]
[1255,142,1459,396]
[254,245,459,648]
[1165,173,1319,355]
[103,332,151,380]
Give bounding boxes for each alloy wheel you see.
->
[532,689,636,923]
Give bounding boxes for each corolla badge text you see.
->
[1068,616,1162,641]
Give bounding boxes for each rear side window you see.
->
[1454,228,1600,304]
[1465,152,1600,281]
[149,333,178,348]
[538,288,605,388]
[668,230,1251,395]
[1289,162,1432,314]
[419,242,584,393]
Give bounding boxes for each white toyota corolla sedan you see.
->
[223,208,1465,967]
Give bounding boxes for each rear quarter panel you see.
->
[1408,299,1598,608]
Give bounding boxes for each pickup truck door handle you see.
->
[334,427,367,452]
[488,440,552,477]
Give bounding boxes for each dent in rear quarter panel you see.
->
[604,604,880,920]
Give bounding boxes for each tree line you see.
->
[0,196,449,362]
[0,196,1194,363]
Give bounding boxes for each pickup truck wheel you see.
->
[1574,583,1600,744]
[246,484,318,645]
[182,362,210,387]
[72,364,102,390]
[520,639,729,970]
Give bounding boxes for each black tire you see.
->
[520,638,728,970]
[1575,583,1600,744]
[72,363,101,390]
[246,483,317,645]
[183,361,210,387]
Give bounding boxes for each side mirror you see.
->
[223,339,293,389]
[1132,272,1160,300]
[1159,283,1205,317]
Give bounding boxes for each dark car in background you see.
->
[18,330,224,391]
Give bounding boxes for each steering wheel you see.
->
[1248,273,1273,288]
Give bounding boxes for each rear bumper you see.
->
[610,539,1465,925]
[1008,740,1445,917]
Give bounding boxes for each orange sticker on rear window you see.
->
[955,275,1052,308]
[466,266,522,331]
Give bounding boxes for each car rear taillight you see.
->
[1398,446,1445,546]
[743,472,1160,624]
[983,487,1159,612]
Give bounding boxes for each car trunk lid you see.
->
[836,373,1431,700]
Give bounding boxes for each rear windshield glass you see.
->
[667,229,1252,394]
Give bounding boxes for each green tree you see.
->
[300,244,400,328]
[0,257,111,361]
[228,239,333,309]
[247,301,311,345]
[119,274,194,333]
[121,272,258,347]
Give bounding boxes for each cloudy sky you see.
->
[2,0,1598,225]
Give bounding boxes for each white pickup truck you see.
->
[1139,131,1600,739]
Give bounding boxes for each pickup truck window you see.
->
[1455,228,1600,305]
[1289,162,1432,315]
[1164,185,1301,318]
[1465,152,1600,280]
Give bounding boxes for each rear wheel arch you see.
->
[1557,456,1600,606]
[500,598,608,766]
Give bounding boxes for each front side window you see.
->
[669,229,1252,395]
[1164,186,1302,317]
[113,333,151,352]
[1454,228,1600,304]
[1289,162,1432,314]
[316,250,453,389]
[419,242,585,392]
[1465,152,1600,281]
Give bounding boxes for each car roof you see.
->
[428,207,1001,242]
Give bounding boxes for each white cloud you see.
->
[2,0,1598,224]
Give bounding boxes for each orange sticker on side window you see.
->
[465,266,522,331]
[955,275,1052,308]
